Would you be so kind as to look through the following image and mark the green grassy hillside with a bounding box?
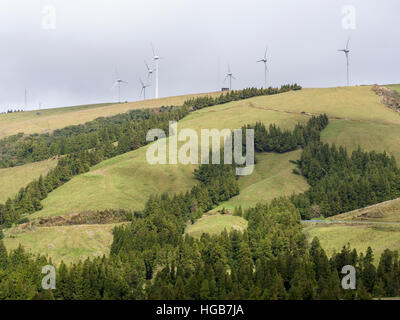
[3,223,122,264]
[29,146,197,220]
[29,86,400,220]
[29,97,309,220]
[185,213,248,239]
[304,223,400,264]
[0,92,222,139]
[329,198,400,223]
[0,158,58,202]
[321,120,400,161]
[387,84,400,93]
[212,150,308,211]
[6,85,400,263]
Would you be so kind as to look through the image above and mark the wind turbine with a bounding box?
[151,43,162,99]
[224,65,236,91]
[257,46,268,88]
[338,37,351,86]
[139,78,150,100]
[112,68,128,103]
[144,60,155,83]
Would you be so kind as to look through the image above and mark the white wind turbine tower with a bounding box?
[338,37,351,86]
[151,43,162,99]
[144,60,155,83]
[112,68,128,103]
[257,46,268,89]
[139,78,151,100]
[224,65,236,91]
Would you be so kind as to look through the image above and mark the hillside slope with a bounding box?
[0,92,222,139]
[0,158,58,202]
[29,85,400,220]
[329,198,400,223]
[29,95,309,220]
[6,85,400,263]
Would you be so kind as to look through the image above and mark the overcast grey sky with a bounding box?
[0,0,399,111]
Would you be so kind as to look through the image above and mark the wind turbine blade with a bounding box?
[232,75,236,80]
[257,60,263,63]
[224,75,229,82]
[346,37,350,50]
[151,43,156,56]
[139,78,144,86]
[264,46,268,59]
[115,67,119,79]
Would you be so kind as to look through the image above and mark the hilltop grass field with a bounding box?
[0,92,222,139]
[0,158,58,202]
[304,223,400,264]
[28,145,198,220]
[387,84,400,93]
[3,223,122,264]
[185,213,248,239]
[4,84,400,263]
[212,150,308,211]
[329,198,400,223]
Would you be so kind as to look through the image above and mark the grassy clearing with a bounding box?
[249,86,400,125]
[212,150,308,211]
[330,198,400,223]
[3,223,122,264]
[0,158,58,202]
[304,223,400,264]
[29,145,197,219]
[321,119,400,162]
[185,213,248,239]
[387,84,400,93]
[0,92,222,139]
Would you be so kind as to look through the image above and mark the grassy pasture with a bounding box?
[185,213,248,239]
[304,223,400,264]
[330,198,400,223]
[0,158,58,203]
[0,92,222,139]
[212,150,308,211]
[387,84,400,93]
[321,119,400,162]
[248,86,400,125]
[3,223,122,264]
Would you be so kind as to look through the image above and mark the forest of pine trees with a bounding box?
[0,196,399,300]
[291,143,400,218]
